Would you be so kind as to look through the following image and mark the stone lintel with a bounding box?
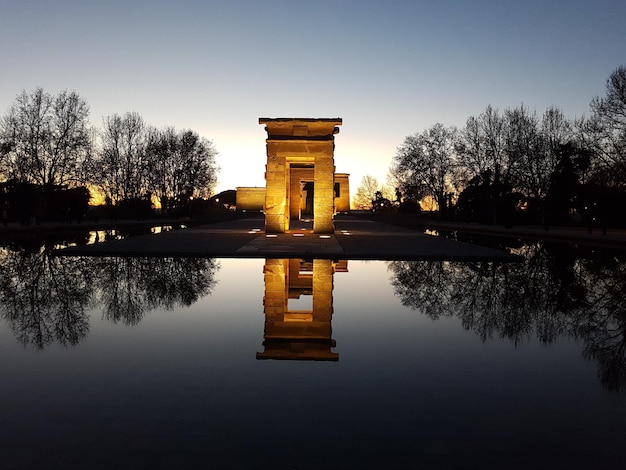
[266,140,334,150]
[259,118,342,138]
[265,135,336,141]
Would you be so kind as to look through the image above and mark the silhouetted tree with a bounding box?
[583,65,626,188]
[145,126,177,213]
[457,105,507,183]
[92,111,148,205]
[145,127,219,213]
[545,143,582,225]
[455,170,505,224]
[0,139,11,181]
[0,88,92,186]
[504,105,546,200]
[392,123,459,217]
[456,105,575,225]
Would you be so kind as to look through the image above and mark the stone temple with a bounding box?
[236,118,349,234]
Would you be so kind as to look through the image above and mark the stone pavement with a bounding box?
[56,215,522,261]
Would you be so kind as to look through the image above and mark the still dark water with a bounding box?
[1,239,626,469]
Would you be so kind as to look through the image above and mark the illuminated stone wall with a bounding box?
[335,173,350,212]
[237,175,350,216]
[235,187,266,211]
[313,150,335,233]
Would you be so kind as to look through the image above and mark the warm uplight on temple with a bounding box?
[236,118,349,234]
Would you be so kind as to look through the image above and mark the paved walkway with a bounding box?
[57,215,521,261]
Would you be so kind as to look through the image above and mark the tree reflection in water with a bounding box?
[388,242,626,391]
[94,257,219,325]
[0,248,93,348]
[574,255,626,391]
[0,243,219,347]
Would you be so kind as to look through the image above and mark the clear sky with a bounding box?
[1,0,625,198]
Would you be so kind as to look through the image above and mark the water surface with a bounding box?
[1,244,625,469]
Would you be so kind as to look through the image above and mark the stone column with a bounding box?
[264,148,288,233]
[313,145,335,233]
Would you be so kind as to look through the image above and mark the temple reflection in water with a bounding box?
[257,258,347,361]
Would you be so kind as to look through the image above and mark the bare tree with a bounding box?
[392,123,459,214]
[94,111,147,204]
[584,65,626,187]
[145,126,178,211]
[0,139,9,181]
[352,175,381,210]
[542,106,573,157]
[457,105,506,183]
[145,127,219,211]
[177,129,219,201]
[504,105,546,199]
[0,88,91,186]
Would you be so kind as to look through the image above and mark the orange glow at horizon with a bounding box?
[86,186,162,209]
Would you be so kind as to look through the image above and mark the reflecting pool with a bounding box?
[1,243,626,468]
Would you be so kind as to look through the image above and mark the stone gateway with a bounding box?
[259,118,344,234]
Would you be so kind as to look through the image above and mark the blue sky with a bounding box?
[1,0,625,196]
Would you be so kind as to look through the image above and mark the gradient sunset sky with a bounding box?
[1,0,625,197]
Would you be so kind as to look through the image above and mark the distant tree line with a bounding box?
[386,65,626,229]
[0,87,219,223]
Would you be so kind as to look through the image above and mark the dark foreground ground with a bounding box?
[51,211,624,261]
[53,214,517,261]
[3,212,624,260]
[361,213,626,250]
